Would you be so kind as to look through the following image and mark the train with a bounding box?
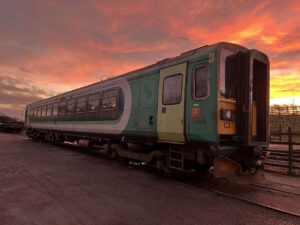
[25,42,270,180]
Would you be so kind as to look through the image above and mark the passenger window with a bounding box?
[193,65,209,99]
[76,96,87,112]
[34,108,38,117]
[37,107,41,117]
[58,101,66,115]
[88,93,100,111]
[163,74,182,105]
[46,104,52,116]
[102,90,117,110]
[42,106,47,117]
[67,99,75,112]
[52,103,59,116]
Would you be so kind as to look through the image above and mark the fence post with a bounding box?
[288,127,293,175]
[279,123,282,142]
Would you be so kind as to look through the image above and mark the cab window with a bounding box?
[220,48,234,95]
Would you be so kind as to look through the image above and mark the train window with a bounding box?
[67,99,75,112]
[102,90,117,110]
[88,93,100,111]
[34,108,38,117]
[42,106,47,117]
[163,74,182,105]
[52,103,59,116]
[30,108,34,117]
[102,89,117,98]
[76,96,87,112]
[193,65,209,99]
[46,104,52,116]
[220,48,234,95]
[58,101,66,115]
[102,97,116,110]
[37,107,41,117]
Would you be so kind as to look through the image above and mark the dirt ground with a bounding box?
[0,133,299,225]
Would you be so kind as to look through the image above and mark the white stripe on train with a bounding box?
[31,77,132,134]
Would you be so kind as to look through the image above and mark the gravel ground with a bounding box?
[0,133,299,225]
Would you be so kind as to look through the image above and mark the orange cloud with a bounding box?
[1,0,300,119]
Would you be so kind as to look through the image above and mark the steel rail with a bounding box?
[207,187,300,218]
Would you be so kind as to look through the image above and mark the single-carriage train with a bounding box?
[25,42,269,179]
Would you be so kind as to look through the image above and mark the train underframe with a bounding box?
[26,128,264,182]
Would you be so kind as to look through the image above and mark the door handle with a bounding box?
[149,116,154,125]
[162,107,166,113]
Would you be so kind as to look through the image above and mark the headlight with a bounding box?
[221,109,235,121]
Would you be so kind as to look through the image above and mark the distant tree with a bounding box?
[0,115,17,124]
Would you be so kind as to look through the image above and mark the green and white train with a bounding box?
[25,42,270,177]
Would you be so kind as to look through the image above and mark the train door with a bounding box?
[157,63,187,143]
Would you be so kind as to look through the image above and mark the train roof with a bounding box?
[27,42,246,107]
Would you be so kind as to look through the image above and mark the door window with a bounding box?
[163,74,183,105]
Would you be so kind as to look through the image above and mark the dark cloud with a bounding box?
[0,76,52,107]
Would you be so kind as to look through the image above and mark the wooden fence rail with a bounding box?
[267,127,300,175]
[270,105,300,116]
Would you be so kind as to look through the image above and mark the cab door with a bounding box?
[157,63,187,143]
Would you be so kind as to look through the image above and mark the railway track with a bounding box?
[186,175,300,218]
[205,184,300,218]
[250,183,300,197]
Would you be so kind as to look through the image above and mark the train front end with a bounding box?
[215,43,270,182]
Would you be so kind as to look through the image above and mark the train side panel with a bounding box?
[123,73,159,139]
[185,50,218,144]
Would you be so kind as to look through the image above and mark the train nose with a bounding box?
[225,50,269,146]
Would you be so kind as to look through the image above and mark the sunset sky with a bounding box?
[1,0,300,119]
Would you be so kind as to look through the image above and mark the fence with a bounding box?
[267,127,300,175]
[270,105,300,116]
